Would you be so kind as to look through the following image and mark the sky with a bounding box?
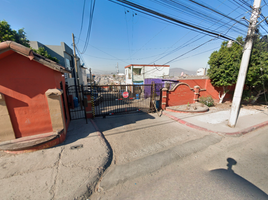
[1,0,268,74]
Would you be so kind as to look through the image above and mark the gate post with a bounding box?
[85,94,93,118]
[161,88,168,110]
[193,86,200,103]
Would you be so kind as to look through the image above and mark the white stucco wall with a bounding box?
[126,65,170,84]
[143,66,169,79]
[125,67,133,84]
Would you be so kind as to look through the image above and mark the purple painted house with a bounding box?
[144,78,179,98]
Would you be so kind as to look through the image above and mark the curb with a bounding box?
[77,119,114,199]
[3,131,66,154]
[89,119,113,193]
[163,111,268,136]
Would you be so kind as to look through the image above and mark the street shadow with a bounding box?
[56,119,95,146]
[210,158,268,199]
[92,111,156,134]
[56,111,159,146]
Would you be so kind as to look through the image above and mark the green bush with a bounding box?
[199,96,214,107]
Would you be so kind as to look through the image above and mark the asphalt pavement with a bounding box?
[0,106,267,200]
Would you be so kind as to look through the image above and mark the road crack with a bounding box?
[49,146,65,199]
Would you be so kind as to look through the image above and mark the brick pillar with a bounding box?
[161,88,168,110]
[85,94,93,118]
[193,86,200,103]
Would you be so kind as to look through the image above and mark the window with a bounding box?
[65,58,71,70]
[133,68,142,75]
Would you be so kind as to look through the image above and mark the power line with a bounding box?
[150,0,247,34]
[77,0,87,45]
[81,0,96,54]
[157,18,243,66]
[108,0,237,40]
[149,2,248,65]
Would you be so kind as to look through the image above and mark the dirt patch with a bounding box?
[167,103,209,113]
[211,102,267,111]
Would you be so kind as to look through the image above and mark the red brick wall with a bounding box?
[0,52,70,138]
[167,83,195,107]
[166,78,235,107]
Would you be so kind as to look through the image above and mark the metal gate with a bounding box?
[90,84,163,117]
[66,85,88,121]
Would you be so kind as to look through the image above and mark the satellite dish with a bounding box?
[181,72,184,76]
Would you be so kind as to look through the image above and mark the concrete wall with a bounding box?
[0,52,70,139]
[79,67,87,86]
[29,41,43,50]
[30,41,74,71]
[144,66,169,79]
[125,67,132,84]
[45,45,66,68]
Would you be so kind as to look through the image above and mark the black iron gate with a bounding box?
[66,83,163,119]
[66,85,88,121]
[91,83,163,117]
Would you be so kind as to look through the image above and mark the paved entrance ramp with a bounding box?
[93,112,212,165]
[163,108,268,135]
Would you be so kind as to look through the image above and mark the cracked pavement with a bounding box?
[0,119,110,200]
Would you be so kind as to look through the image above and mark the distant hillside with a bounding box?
[169,68,196,76]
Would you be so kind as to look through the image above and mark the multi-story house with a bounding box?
[29,41,87,86]
[125,64,170,85]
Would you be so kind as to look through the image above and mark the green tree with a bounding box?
[1,20,59,63]
[32,47,59,63]
[0,20,29,47]
[243,36,268,103]
[207,36,268,103]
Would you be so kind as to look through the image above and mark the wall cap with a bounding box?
[169,82,194,92]
[45,89,63,97]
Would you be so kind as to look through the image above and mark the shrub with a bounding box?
[199,96,214,107]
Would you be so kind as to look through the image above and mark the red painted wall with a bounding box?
[0,52,70,138]
[181,79,235,102]
[166,78,235,107]
[167,84,195,107]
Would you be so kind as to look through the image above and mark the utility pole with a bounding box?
[72,33,79,87]
[228,0,261,127]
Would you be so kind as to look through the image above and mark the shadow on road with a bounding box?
[56,119,95,146]
[210,158,268,199]
[93,111,156,133]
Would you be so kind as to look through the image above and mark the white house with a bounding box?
[125,64,170,84]
[196,68,206,76]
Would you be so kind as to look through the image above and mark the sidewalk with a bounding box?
[163,106,268,135]
[0,119,110,200]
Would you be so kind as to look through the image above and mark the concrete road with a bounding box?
[0,120,110,200]
[91,121,268,200]
[93,112,212,165]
